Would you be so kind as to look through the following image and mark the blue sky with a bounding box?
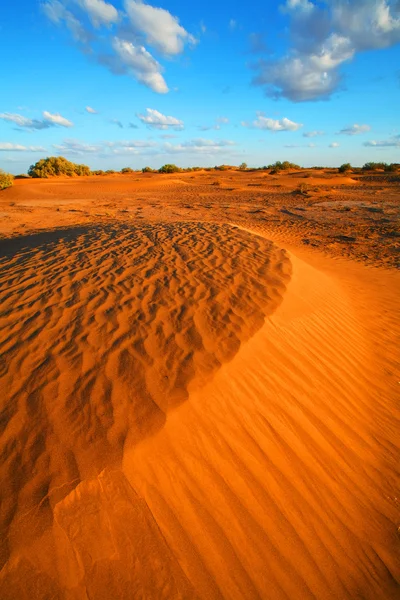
[1,0,399,173]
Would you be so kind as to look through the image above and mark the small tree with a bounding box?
[239,162,247,170]
[158,164,180,173]
[28,156,91,178]
[142,166,154,173]
[0,169,14,190]
[338,163,352,173]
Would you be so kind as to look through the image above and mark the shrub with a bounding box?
[105,169,116,174]
[142,166,154,173]
[239,162,247,170]
[121,167,134,174]
[384,163,399,172]
[362,162,387,171]
[28,156,91,178]
[338,163,352,173]
[0,169,14,190]
[267,160,300,171]
[158,164,181,173]
[93,169,105,175]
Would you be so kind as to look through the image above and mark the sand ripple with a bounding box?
[0,221,290,567]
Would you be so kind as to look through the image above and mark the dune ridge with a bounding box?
[0,221,290,573]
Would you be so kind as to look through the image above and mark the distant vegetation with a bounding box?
[362,162,399,172]
[11,158,400,180]
[158,164,181,173]
[28,156,91,178]
[0,169,14,190]
[338,163,352,173]
[267,161,300,173]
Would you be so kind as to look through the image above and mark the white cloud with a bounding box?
[254,0,400,101]
[0,143,47,152]
[281,0,315,14]
[255,33,354,101]
[124,0,196,56]
[229,19,237,31]
[112,38,168,93]
[75,0,118,26]
[137,108,184,130]
[338,123,371,135]
[329,142,340,147]
[198,116,229,131]
[303,130,324,137]
[41,1,91,43]
[86,106,98,114]
[53,139,102,154]
[43,111,73,127]
[364,135,400,147]
[53,138,158,156]
[162,139,236,154]
[0,111,73,130]
[242,114,303,131]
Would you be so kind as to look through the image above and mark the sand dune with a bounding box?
[0,175,399,599]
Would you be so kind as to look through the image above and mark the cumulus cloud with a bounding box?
[303,130,324,137]
[0,143,47,152]
[124,0,196,55]
[242,114,303,131]
[329,142,340,147]
[364,135,400,147]
[86,106,98,114]
[42,0,196,93]
[0,111,73,130]
[112,38,168,93]
[43,111,73,127]
[338,123,371,135]
[137,108,184,130]
[75,0,118,26]
[254,0,400,101]
[42,1,91,43]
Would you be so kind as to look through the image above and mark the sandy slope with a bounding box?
[0,176,399,598]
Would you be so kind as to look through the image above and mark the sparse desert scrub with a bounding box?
[0,169,14,190]
[28,156,91,178]
[268,160,301,172]
[158,164,181,173]
[339,163,352,173]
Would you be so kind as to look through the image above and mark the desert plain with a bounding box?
[0,167,399,599]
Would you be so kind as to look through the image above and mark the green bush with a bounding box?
[28,156,91,178]
[267,160,300,171]
[142,166,154,173]
[338,163,352,173]
[362,162,387,171]
[121,167,134,174]
[0,169,14,190]
[158,164,181,173]
[239,162,247,170]
[384,163,399,172]
[93,169,105,175]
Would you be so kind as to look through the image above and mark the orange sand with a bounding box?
[0,172,399,599]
